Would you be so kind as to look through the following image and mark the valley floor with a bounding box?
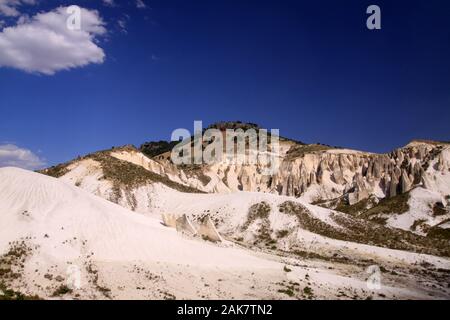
[2,232,450,300]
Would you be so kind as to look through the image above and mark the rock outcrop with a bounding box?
[147,140,450,205]
[41,133,450,209]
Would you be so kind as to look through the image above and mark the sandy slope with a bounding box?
[1,167,449,300]
[150,189,450,265]
[386,187,449,234]
[53,145,450,236]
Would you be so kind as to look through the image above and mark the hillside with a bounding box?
[24,123,450,300]
[40,127,450,236]
[1,167,450,300]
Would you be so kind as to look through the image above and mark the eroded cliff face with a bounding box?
[148,141,450,205]
[41,139,450,211]
[39,139,450,238]
[270,142,448,203]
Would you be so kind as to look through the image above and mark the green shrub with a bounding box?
[52,285,72,297]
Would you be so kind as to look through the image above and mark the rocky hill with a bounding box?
[1,167,450,299]
[2,122,449,299]
[39,123,450,241]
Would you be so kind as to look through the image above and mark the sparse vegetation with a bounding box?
[242,202,275,246]
[280,200,450,257]
[279,201,344,239]
[277,288,295,297]
[89,151,203,194]
[335,196,379,216]
[333,213,450,257]
[140,140,179,158]
[207,121,260,132]
[0,282,40,300]
[369,216,388,225]
[433,202,447,216]
[51,285,72,297]
[0,241,40,300]
[86,262,112,298]
[333,192,410,224]
[411,219,427,232]
[180,165,212,186]
[277,281,301,298]
[276,229,290,238]
[292,250,352,264]
[242,202,271,230]
[0,241,32,282]
[303,286,313,296]
[359,192,410,221]
[285,144,333,160]
[427,220,450,240]
[40,147,204,201]
[367,191,409,213]
[39,163,70,178]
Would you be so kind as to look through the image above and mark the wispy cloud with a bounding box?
[117,14,129,34]
[102,0,115,7]
[0,6,106,75]
[0,0,36,17]
[0,144,46,170]
[136,0,146,9]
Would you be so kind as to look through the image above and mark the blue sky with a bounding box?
[0,0,449,168]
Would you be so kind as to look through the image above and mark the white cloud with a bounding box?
[118,18,126,27]
[117,14,129,34]
[0,144,46,170]
[0,0,36,17]
[136,0,146,9]
[0,6,106,75]
[102,0,115,7]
